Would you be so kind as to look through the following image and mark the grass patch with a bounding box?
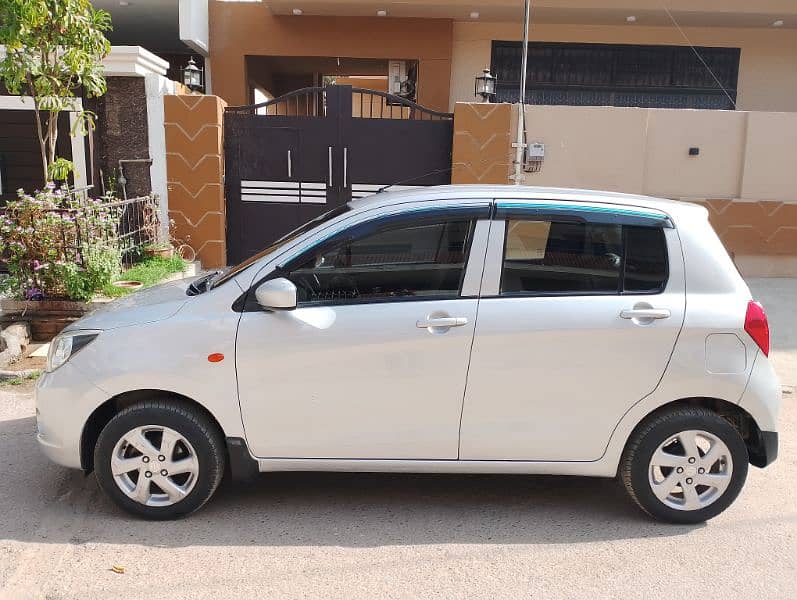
[1,371,41,387]
[101,255,186,298]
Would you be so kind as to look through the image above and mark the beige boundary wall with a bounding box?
[451,102,797,276]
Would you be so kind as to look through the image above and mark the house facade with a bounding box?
[3,1,796,272]
[208,0,797,113]
[203,0,797,275]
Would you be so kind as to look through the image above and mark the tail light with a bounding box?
[745,301,770,356]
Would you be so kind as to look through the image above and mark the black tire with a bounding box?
[94,398,225,520]
[620,406,748,524]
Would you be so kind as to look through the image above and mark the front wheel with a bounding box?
[94,399,225,520]
[621,407,748,524]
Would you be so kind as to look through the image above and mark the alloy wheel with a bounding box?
[110,425,199,507]
[648,429,733,511]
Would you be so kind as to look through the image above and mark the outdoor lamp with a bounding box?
[475,68,497,102]
[181,57,204,93]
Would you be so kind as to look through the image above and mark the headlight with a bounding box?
[46,330,101,372]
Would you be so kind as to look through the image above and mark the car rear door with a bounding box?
[459,199,686,461]
[235,200,491,460]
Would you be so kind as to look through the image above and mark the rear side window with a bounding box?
[289,219,475,304]
[501,219,668,295]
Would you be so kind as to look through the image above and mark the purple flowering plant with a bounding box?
[0,187,122,301]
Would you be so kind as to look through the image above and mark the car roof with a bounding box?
[348,184,706,220]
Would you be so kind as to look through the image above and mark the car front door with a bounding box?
[235,202,491,459]
[459,200,686,461]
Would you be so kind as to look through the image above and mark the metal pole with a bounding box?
[513,0,531,185]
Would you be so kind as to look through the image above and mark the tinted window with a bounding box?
[289,219,474,304]
[211,204,351,289]
[624,226,668,293]
[502,220,622,294]
[501,219,669,295]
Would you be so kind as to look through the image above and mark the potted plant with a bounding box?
[141,198,174,259]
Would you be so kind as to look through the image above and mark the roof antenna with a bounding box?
[512,0,532,186]
[376,166,454,194]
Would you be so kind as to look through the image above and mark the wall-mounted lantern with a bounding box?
[181,56,204,93]
[475,68,497,102]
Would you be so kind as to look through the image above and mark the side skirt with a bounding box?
[255,458,618,478]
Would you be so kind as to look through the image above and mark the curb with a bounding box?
[0,369,41,381]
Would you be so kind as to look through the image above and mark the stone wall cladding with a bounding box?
[698,199,797,257]
[164,95,227,268]
[451,103,514,184]
[86,77,151,197]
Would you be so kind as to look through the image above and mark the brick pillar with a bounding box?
[164,95,227,268]
[451,102,515,185]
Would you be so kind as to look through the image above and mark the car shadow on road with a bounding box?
[1,416,704,548]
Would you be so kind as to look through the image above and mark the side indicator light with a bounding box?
[208,353,225,363]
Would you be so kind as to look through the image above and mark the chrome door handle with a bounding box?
[287,150,292,178]
[328,146,333,188]
[620,308,671,320]
[416,317,469,329]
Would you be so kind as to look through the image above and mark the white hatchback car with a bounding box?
[36,185,780,522]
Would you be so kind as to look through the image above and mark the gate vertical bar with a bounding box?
[336,86,353,204]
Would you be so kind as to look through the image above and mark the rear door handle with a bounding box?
[620,308,671,320]
[416,317,469,329]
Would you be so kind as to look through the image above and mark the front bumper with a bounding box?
[35,363,109,470]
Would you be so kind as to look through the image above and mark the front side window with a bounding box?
[288,219,474,305]
[211,204,351,289]
[501,219,668,295]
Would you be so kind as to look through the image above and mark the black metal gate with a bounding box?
[224,85,454,264]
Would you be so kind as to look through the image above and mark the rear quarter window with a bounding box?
[500,219,668,296]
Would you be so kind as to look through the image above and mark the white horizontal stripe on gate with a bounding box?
[302,182,327,191]
[242,180,299,190]
[301,197,327,204]
[242,194,300,203]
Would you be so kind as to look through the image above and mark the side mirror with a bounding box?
[254,277,297,311]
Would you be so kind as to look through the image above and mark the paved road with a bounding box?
[1,280,795,599]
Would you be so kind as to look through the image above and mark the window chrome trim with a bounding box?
[494,201,674,229]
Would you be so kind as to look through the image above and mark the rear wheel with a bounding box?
[621,407,748,524]
[94,399,225,520]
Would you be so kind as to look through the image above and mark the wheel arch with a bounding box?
[622,397,769,468]
[80,389,226,472]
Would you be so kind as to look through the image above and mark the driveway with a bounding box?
[1,279,795,599]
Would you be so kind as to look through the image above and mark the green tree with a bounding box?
[0,0,112,184]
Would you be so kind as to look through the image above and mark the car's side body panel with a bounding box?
[459,202,687,461]
[235,201,492,459]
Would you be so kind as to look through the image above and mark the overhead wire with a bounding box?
[657,0,738,109]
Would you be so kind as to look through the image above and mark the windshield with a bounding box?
[209,204,352,289]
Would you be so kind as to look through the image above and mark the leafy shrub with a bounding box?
[0,186,122,301]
